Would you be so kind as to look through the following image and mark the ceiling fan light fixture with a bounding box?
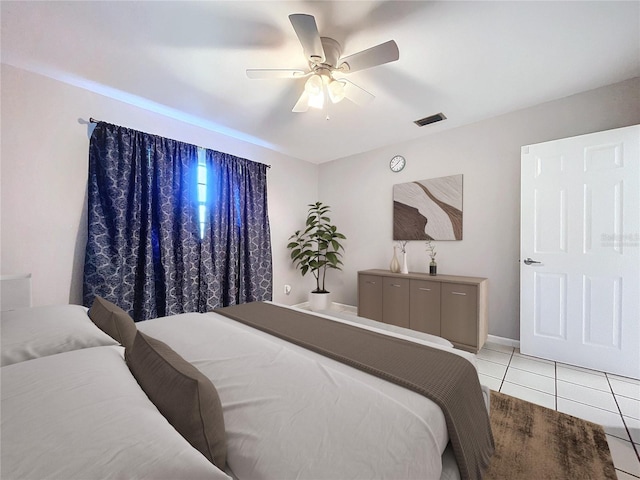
[308,90,324,109]
[304,74,323,96]
[327,79,346,103]
[305,73,325,109]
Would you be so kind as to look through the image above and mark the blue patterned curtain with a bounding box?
[199,151,272,310]
[83,122,272,321]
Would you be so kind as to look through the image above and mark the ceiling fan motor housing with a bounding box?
[317,37,342,68]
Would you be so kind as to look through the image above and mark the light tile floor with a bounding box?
[301,304,639,477]
[478,341,640,479]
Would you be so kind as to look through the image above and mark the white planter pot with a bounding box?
[308,291,331,311]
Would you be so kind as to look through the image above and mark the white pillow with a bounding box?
[1,304,118,366]
[1,346,231,480]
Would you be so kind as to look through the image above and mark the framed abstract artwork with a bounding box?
[393,174,463,240]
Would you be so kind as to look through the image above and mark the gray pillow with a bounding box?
[125,331,226,470]
[88,296,137,350]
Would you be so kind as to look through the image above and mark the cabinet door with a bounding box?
[383,277,410,328]
[440,283,478,348]
[358,274,383,321]
[409,280,441,336]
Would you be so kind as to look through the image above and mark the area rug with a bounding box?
[484,390,616,480]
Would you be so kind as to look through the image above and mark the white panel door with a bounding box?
[521,125,639,379]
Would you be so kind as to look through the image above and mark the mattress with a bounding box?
[138,304,486,479]
[1,301,486,480]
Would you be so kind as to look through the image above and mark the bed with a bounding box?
[1,300,492,480]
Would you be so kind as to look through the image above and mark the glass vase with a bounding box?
[390,247,401,273]
[401,252,409,274]
[429,259,437,276]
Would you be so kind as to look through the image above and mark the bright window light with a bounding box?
[197,148,207,239]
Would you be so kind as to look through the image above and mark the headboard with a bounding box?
[1,273,32,311]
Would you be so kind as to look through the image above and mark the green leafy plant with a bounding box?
[287,202,346,293]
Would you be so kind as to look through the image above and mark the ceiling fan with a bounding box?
[246,13,399,113]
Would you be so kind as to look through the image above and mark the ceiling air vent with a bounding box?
[414,112,447,127]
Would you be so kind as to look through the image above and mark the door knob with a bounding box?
[523,257,541,265]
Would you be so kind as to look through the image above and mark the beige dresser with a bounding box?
[357,269,488,353]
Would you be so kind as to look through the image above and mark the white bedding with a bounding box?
[1,304,117,365]
[138,305,484,480]
[309,306,455,348]
[1,345,230,480]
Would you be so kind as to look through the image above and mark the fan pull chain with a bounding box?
[324,86,331,121]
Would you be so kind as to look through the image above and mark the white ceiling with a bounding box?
[2,1,639,163]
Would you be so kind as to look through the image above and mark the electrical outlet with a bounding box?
[284,284,292,295]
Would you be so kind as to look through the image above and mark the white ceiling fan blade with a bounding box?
[289,14,325,63]
[341,79,375,106]
[246,69,306,79]
[339,40,399,73]
[292,91,310,112]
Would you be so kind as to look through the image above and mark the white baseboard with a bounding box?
[487,334,520,349]
[292,301,358,315]
[332,302,358,314]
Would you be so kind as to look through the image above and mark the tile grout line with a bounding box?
[484,347,556,399]
[500,358,557,398]
[503,380,556,399]
[555,377,613,393]
[556,392,634,421]
[508,364,555,379]
[498,347,514,392]
[616,468,640,479]
[554,361,558,411]
[606,372,640,463]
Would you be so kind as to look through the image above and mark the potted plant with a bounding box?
[287,202,346,311]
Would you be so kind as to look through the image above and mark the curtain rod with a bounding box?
[88,117,271,169]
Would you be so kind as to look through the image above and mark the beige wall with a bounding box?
[0,64,318,307]
[2,64,638,341]
[319,77,640,340]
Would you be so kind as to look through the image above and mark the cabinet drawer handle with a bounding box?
[451,291,467,296]
[390,284,402,288]
[419,287,431,291]
[366,281,377,285]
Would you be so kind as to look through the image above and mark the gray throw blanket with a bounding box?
[215,302,494,480]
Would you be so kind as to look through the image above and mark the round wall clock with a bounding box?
[389,155,406,172]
